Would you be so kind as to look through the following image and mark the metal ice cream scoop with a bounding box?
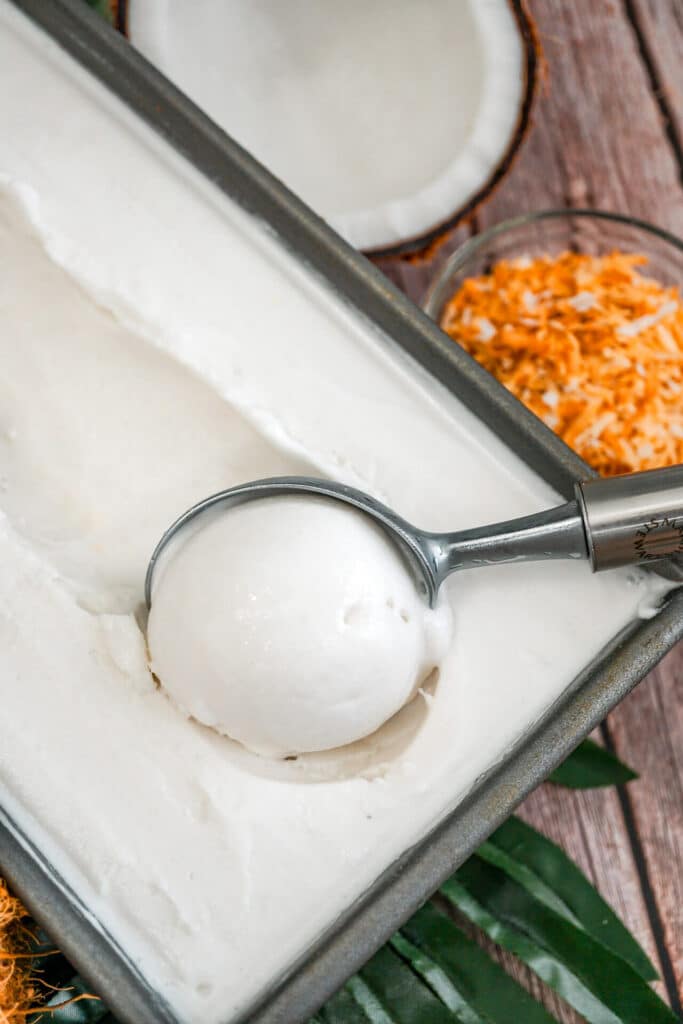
[145,466,683,609]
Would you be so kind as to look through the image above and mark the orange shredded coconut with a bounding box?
[0,878,39,1022]
[0,880,97,1020]
[441,251,683,476]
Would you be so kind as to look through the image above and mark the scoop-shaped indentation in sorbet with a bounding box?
[147,496,453,756]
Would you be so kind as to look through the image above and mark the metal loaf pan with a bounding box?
[2,2,683,1023]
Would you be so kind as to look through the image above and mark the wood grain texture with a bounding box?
[374,0,683,1011]
[373,224,471,308]
[607,649,683,1001]
[479,0,683,230]
[628,0,683,164]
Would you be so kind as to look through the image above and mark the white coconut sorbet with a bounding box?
[0,7,668,1024]
[148,497,453,756]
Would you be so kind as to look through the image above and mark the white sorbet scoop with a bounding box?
[147,469,683,756]
[147,494,452,756]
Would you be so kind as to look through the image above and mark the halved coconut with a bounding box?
[123,0,537,256]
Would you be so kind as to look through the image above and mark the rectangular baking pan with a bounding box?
[2,3,683,1023]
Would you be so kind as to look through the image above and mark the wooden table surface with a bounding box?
[377,1,683,1017]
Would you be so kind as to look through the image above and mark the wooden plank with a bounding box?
[607,646,683,999]
[480,0,683,231]
[628,0,683,161]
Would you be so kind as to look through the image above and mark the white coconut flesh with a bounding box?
[128,0,528,252]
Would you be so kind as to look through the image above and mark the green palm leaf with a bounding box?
[320,985,373,1023]
[549,739,638,789]
[487,817,657,980]
[401,903,557,1023]
[356,945,456,1023]
[390,934,488,1023]
[444,876,627,1024]
[452,856,676,1024]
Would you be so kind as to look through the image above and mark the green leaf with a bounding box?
[453,857,677,1024]
[444,876,625,1024]
[401,903,557,1023]
[476,841,582,926]
[320,985,372,1023]
[549,739,637,789]
[488,817,657,981]
[390,934,487,1024]
[83,0,115,24]
[345,977,395,1024]
[357,945,455,1023]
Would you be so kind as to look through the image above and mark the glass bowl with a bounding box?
[423,208,683,323]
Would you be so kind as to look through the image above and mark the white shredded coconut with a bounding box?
[477,317,496,343]
[617,300,678,338]
[640,417,665,440]
[574,412,616,448]
[611,354,632,370]
[620,438,638,464]
[522,289,538,311]
[656,324,678,352]
[542,389,559,409]
[568,290,596,312]
[592,412,616,438]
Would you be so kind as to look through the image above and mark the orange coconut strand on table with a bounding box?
[0,878,99,1021]
[0,877,40,1022]
[440,250,683,476]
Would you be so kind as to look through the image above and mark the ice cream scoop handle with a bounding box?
[432,502,588,577]
[576,465,683,571]
[435,464,683,581]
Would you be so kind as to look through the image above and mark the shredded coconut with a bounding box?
[568,290,597,312]
[476,317,496,342]
[441,251,683,475]
[616,300,678,338]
